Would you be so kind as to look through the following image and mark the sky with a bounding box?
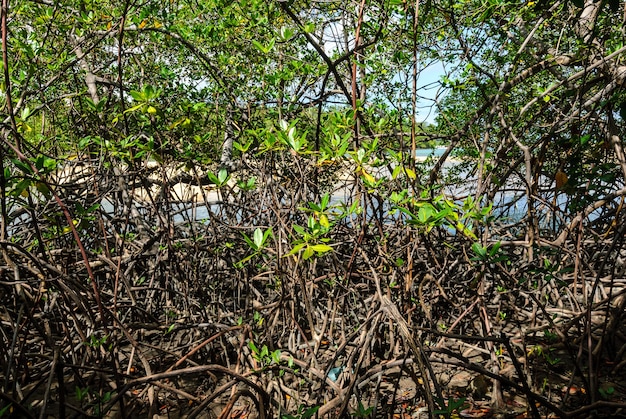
[415,61,447,124]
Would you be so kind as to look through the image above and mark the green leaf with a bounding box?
[253,228,263,249]
[266,38,275,51]
[288,243,306,256]
[252,40,265,52]
[280,26,294,40]
[456,222,477,240]
[320,193,330,209]
[292,224,306,236]
[310,244,333,253]
[208,169,230,187]
[392,165,402,179]
[169,116,192,130]
[302,245,314,260]
[357,148,366,163]
[307,202,322,212]
[417,206,432,223]
[207,171,219,184]
[144,84,156,99]
[217,168,228,184]
[11,178,32,197]
[271,349,281,364]
[489,241,501,258]
[124,103,145,114]
[252,38,275,53]
[242,232,256,250]
[301,406,319,418]
[397,206,418,220]
[35,155,56,172]
[472,242,487,258]
[579,134,591,145]
[129,90,144,101]
[12,158,33,175]
[0,403,12,416]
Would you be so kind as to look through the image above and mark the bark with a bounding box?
[575,0,602,43]
[72,39,100,104]
[220,104,235,172]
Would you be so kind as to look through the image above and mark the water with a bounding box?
[14,149,616,236]
[415,147,446,158]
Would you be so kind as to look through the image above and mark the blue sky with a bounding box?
[416,61,446,124]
